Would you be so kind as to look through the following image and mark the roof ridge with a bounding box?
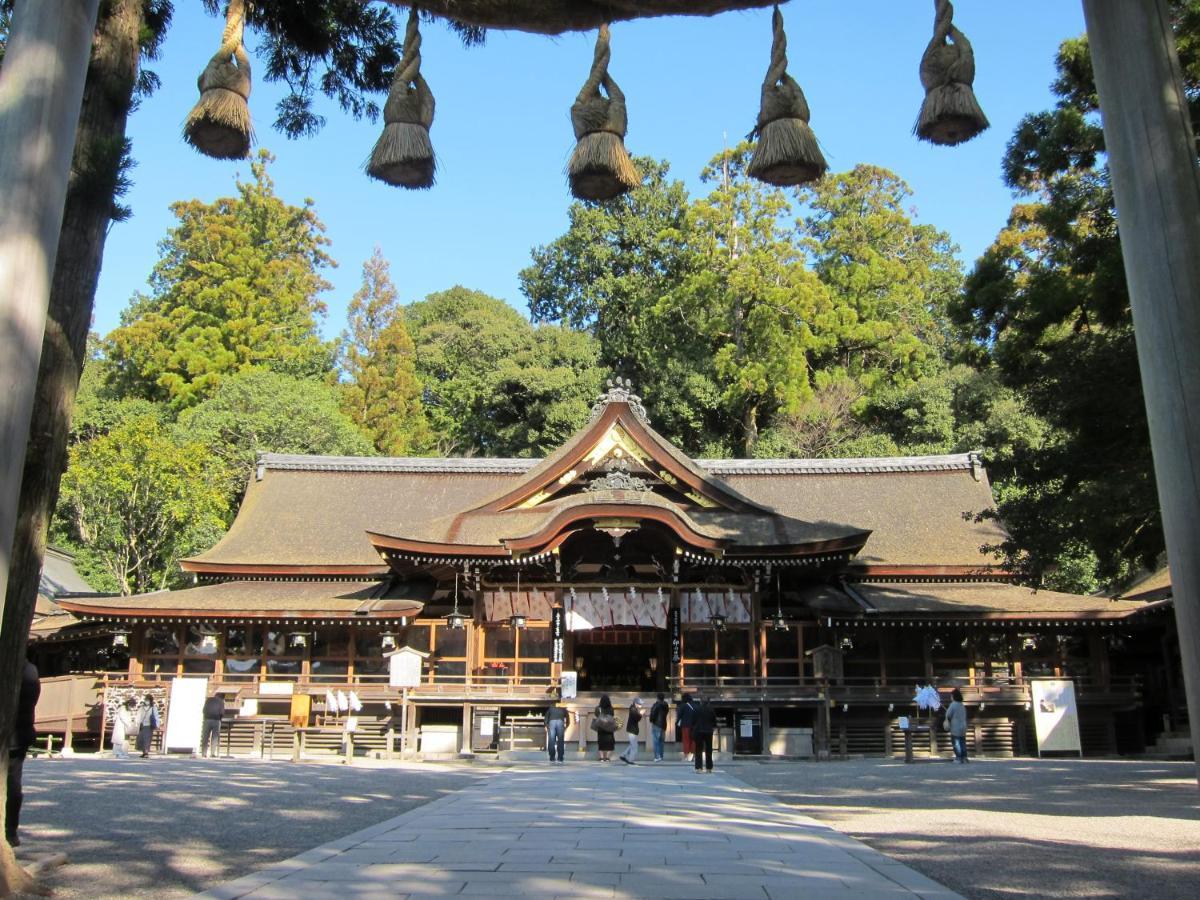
[257,451,981,476]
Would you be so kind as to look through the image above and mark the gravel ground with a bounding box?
[13,755,485,898]
[733,757,1200,900]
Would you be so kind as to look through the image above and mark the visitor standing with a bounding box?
[594,694,616,762]
[6,660,40,847]
[135,694,160,758]
[678,693,696,761]
[111,696,135,759]
[620,698,643,764]
[544,695,570,763]
[201,691,225,758]
[648,692,669,761]
[945,688,969,763]
[691,694,717,773]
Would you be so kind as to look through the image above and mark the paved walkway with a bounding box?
[200,764,961,899]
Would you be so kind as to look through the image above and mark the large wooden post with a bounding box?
[0,0,99,621]
[1082,0,1200,778]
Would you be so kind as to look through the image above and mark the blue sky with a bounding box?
[93,1,1087,340]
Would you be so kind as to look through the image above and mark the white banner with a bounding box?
[1031,679,1082,755]
[164,677,208,753]
[565,587,669,630]
[681,589,753,624]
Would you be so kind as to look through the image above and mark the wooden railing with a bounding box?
[73,671,1142,706]
[670,674,1143,704]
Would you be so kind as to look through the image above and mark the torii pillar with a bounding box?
[0,0,98,622]
[1083,0,1200,780]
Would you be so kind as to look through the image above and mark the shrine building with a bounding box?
[52,383,1179,760]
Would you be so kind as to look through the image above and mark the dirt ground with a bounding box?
[734,756,1200,899]
[10,754,1200,899]
[13,756,486,898]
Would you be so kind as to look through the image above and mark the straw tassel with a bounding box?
[747,6,826,187]
[366,7,436,188]
[183,0,253,159]
[915,0,989,146]
[567,25,639,201]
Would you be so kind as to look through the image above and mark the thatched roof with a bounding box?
[398,1,777,35]
[56,579,432,621]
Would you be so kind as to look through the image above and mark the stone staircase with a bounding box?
[1146,730,1193,760]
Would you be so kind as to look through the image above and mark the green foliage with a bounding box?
[338,248,432,455]
[177,368,375,502]
[406,287,604,456]
[55,414,229,595]
[947,10,1200,585]
[795,164,962,393]
[105,151,335,408]
[662,144,826,455]
[523,148,962,458]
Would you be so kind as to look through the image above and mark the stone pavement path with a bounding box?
[200,763,962,899]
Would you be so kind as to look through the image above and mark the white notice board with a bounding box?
[388,647,426,688]
[560,671,578,700]
[1031,679,1082,756]
[164,677,208,752]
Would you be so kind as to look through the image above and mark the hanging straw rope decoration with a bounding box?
[183,0,253,159]
[567,25,639,201]
[747,5,826,187]
[915,0,989,145]
[366,7,436,188]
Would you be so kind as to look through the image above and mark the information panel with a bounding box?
[1031,678,1082,755]
[164,676,208,753]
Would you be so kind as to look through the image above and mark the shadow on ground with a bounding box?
[734,757,1200,900]
[17,756,484,899]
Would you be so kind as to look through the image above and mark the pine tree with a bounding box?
[339,248,431,455]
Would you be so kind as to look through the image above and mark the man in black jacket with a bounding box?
[691,694,717,773]
[6,659,41,846]
[647,693,669,761]
[619,698,643,764]
[201,692,225,758]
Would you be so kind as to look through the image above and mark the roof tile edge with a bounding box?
[258,451,981,476]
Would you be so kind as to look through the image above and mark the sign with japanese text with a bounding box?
[551,606,565,664]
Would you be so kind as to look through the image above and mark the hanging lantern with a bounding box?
[747,5,826,187]
[915,0,989,145]
[183,0,253,159]
[366,7,436,188]
[567,25,639,201]
[444,572,467,629]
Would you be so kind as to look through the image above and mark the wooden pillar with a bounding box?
[460,702,472,755]
[1083,0,1200,780]
[0,0,99,618]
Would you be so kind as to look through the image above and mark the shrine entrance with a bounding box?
[573,627,665,693]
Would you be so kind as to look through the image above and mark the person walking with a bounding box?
[201,691,225,758]
[544,694,570,764]
[135,694,160,758]
[648,692,669,762]
[6,660,41,847]
[945,688,969,763]
[594,694,617,762]
[691,694,717,773]
[678,693,696,761]
[619,698,643,765]
[111,696,135,759]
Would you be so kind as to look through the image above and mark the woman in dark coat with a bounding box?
[595,694,616,761]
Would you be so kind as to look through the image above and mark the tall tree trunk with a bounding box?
[0,2,144,892]
[742,403,758,457]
